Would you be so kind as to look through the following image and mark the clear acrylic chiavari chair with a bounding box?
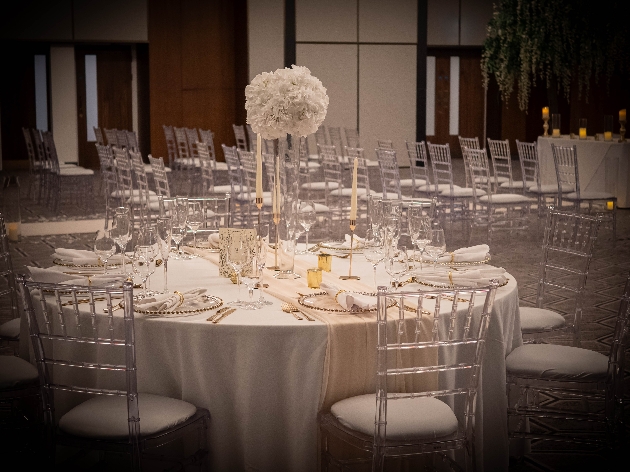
[97,144,121,223]
[344,127,360,149]
[376,148,407,200]
[162,125,178,170]
[148,155,171,197]
[246,124,257,153]
[233,124,248,151]
[328,126,345,161]
[22,127,44,201]
[104,128,118,147]
[94,127,105,146]
[0,213,20,352]
[487,138,525,193]
[320,282,499,471]
[116,129,129,149]
[315,125,328,147]
[405,141,432,197]
[16,276,210,471]
[376,139,394,150]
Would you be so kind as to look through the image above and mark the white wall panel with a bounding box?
[248,0,285,80]
[51,46,78,164]
[426,56,436,136]
[297,44,358,152]
[35,55,49,132]
[427,0,459,46]
[359,45,416,165]
[296,0,357,42]
[461,0,494,46]
[73,0,147,42]
[359,0,417,43]
[449,56,459,136]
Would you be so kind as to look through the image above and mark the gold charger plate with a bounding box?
[136,294,223,317]
[184,241,220,252]
[412,275,509,289]
[318,241,364,254]
[53,258,121,269]
[414,254,491,267]
[298,291,395,314]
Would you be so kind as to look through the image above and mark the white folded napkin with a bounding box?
[207,233,220,248]
[422,244,489,263]
[414,267,507,288]
[27,266,124,287]
[54,248,121,265]
[135,288,207,312]
[320,282,377,311]
[341,234,365,249]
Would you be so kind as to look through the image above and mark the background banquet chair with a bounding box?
[487,138,530,193]
[319,282,499,471]
[328,126,345,162]
[0,214,20,354]
[459,136,508,191]
[344,127,360,149]
[162,125,179,171]
[465,148,534,243]
[104,128,118,147]
[237,149,273,225]
[148,155,171,198]
[93,127,105,146]
[113,147,145,228]
[376,139,394,150]
[16,277,210,471]
[404,141,431,197]
[506,272,630,452]
[519,208,602,346]
[375,148,414,202]
[222,144,248,225]
[116,129,129,150]
[173,127,197,194]
[246,124,257,153]
[315,125,329,147]
[198,128,227,172]
[22,127,44,201]
[320,150,346,223]
[129,150,160,224]
[186,194,232,238]
[232,124,248,151]
[299,144,340,205]
[551,143,617,242]
[96,144,121,224]
[126,130,139,152]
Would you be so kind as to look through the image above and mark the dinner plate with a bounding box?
[415,254,491,267]
[298,291,394,313]
[184,241,220,252]
[318,241,364,254]
[412,275,509,289]
[53,258,121,269]
[136,294,223,317]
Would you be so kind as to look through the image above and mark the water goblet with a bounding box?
[174,196,189,258]
[424,229,446,271]
[94,229,116,274]
[241,254,262,310]
[187,201,203,253]
[385,245,408,290]
[156,216,172,294]
[363,228,385,290]
[298,200,317,253]
[228,238,249,306]
[254,223,273,306]
[111,207,131,277]
[132,245,155,299]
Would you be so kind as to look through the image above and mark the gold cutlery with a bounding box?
[103,300,125,313]
[281,303,303,320]
[281,302,315,321]
[207,306,230,322]
[212,307,236,324]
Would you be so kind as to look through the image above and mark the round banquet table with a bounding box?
[22,249,523,471]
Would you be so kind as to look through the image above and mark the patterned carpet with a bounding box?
[1,167,629,471]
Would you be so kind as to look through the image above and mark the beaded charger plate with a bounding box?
[298,291,395,314]
[415,254,491,267]
[318,241,365,254]
[53,258,121,269]
[136,294,223,318]
[412,275,509,289]
[184,241,220,252]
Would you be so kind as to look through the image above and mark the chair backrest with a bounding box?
[187,194,232,230]
[405,141,431,188]
[114,147,134,198]
[94,127,105,145]
[197,142,215,194]
[174,127,191,160]
[22,127,37,172]
[344,128,360,149]
[31,129,48,169]
[246,125,257,154]
[426,142,456,194]
[0,214,19,325]
[464,147,493,200]
[458,137,480,187]
[262,152,276,192]
[237,149,257,200]
[148,155,171,197]
[346,147,370,194]
[233,124,248,151]
[376,139,394,150]
[320,147,343,194]
[328,126,344,157]
[538,208,602,343]
[608,273,630,406]
[487,138,514,189]
[551,144,579,199]
[516,140,540,192]
[375,148,402,199]
[314,125,328,146]
[17,277,139,449]
[374,283,498,453]
[104,128,118,147]
[116,129,129,149]
[198,128,217,170]
[126,130,139,152]
[185,128,199,160]
[163,125,178,168]
[96,144,118,197]
[41,131,60,174]
[222,144,243,196]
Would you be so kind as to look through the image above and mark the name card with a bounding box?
[218,228,256,278]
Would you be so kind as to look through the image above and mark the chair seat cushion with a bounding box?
[331,393,458,441]
[0,356,39,390]
[506,344,609,381]
[500,180,536,189]
[111,189,157,198]
[528,183,574,194]
[519,307,566,333]
[418,183,461,193]
[565,191,615,201]
[60,167,94,176]
[329,188,370,197]
[396,178,427,188]
[144,164,171,173]
[0,318,21,340]
[479,194,534,204]
[440,187,483,197]
[212,184,247,194]
[301,181,340,190]
[59,393,197,439]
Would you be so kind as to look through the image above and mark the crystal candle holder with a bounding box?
[552,114,561,137]
[604,115,613,141]
[579,118,587,139]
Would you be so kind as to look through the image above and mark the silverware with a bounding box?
[212,307,236,324]
[281,302,315,321]
[207,306,230,322]
[103,300,125,313]
[308,243,322,252]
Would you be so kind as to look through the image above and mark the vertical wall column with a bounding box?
[50,46,78,163]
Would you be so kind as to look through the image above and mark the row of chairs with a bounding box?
[94,127,139,152]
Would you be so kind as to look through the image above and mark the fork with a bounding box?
[281,303,315,321]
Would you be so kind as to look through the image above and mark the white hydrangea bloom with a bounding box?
[245,65,329,140]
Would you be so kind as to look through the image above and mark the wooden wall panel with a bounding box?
[458,51,484,146]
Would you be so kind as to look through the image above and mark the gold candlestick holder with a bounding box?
[543,117,549,137]
[267,213,280,271]
[620,120,626,143]
[256,197,263,225]
[339,220,360,280]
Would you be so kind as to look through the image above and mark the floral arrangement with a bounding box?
[482,0,629,111]
[245,65,329,139]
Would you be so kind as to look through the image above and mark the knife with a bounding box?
[212,308,236,324]
[207,306,229,322]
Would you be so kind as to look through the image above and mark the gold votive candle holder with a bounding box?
[318,253,332,272]
[307,268,322,288]
[607,201,614,211]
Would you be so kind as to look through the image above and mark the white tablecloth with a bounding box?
[538,136,630,207]
[21,252,522,471]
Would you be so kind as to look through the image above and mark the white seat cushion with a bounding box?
[144,164,171,173]
[479,194,534,204]
[331,393,458,441]
[111,189,157,198]
[59,167,94,176]
[395,178,427,188]
[418,183,461,193]
[214,161,229,171]
[212,184,247,194]
[528,183,574,194]
[301,181,340,190]
[440,187,483,197]
[506,344,609,381]
[564,191,615,200]
[500,180,536,189]
[0,318,21,340]
[0,356,39,389]
[519,307,566,333]
[329,188,370,197]
[59,393,197,439]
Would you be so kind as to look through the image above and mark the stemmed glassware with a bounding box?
[132,245,156,299]
[228,238,250,306]
[170,197,188,259]
[94,229,116,274]
[367,195,382,235]
[407,205,432,271]
[385,245,408,290]
[241,253,262,310]
[424,229,446,270]
[111,207,131,277]
[187,201,203,253]
[156,216,172,294]
[363,228,385,290]
[382,215,401,248]
[255,223,272,306]
[298,200,317,253]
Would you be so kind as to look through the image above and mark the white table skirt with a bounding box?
[21,252,522,471]
[538,136,630,207]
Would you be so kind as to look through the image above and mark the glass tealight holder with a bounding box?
[579,118,587,139]
[318,253,332,272]
[307,268,322,289]
[604,115,613,141]
[552,114,561,137]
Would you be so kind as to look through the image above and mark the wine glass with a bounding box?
[132,245,155,299]
[425,229,446,270]
[254,223,272,306]
[298,200,317,253]
[383,215,400,248]
[241,253,262,310]
[367,195,382,234]
[187,200,203,252]
[94,229,116,274]
[156,216,172,294]
[385,245,408,290]
[363,228,385,290]
[407,205,432,270]
[111,207,131,276]
[228,238,249,306]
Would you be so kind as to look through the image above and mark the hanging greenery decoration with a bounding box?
[482,0,630,111]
